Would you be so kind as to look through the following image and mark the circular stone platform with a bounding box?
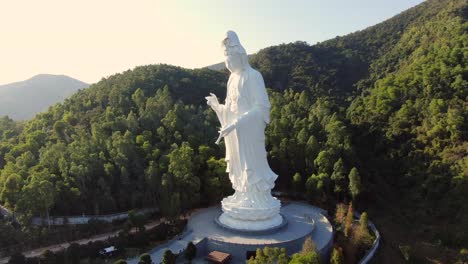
[188,202,334,263]
[215,213,288,235]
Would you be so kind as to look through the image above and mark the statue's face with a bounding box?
[225,53,243,73]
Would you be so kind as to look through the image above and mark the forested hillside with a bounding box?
[0,0,466,259]
[253,0,467,251]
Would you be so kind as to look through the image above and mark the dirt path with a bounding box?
[0,218,164,264]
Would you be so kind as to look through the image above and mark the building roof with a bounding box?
[205,251,231,264]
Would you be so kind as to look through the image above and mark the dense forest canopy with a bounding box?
[0,0,466,250]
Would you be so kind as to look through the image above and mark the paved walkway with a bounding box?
[127,231,201,264]
[0,205,10,218]
[187,202,332,248]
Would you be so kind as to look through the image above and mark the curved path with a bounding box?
[0,219,164,264]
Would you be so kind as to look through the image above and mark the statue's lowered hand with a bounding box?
[215,122,236,144]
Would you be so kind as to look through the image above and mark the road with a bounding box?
[0,218,165,264]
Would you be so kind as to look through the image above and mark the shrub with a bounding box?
[139,252,152,264]
[8,252,26,264]
[185,241,197,261]
[289,251,321,264]
[399,245,411,261]
[66,243,81,264]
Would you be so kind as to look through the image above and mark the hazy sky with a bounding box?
[0,0,424,85]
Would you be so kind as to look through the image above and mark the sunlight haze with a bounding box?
[0,0,424,85]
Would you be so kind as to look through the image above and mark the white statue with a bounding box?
[206,31,282,231]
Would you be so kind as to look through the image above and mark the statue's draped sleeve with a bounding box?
[236,70,271,126]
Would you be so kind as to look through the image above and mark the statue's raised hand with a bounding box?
[205,93,220,110]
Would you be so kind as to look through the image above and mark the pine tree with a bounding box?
[292,173,302,192]
[348,167,361,200]
[334,203,347,226]
[331,158,346,194]
[305,174,318,200]
[330,247,345,264]
[354,212,373,246]
[301,236,317,254]
[344,202,354,237]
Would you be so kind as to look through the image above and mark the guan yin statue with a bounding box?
[206,31,282,231]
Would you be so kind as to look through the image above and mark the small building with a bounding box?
[99,246,117,257]
[205,251,232,264]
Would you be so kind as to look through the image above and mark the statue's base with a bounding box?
[186,203,333,263]
[219,191,282,232]
[216,212,287,234]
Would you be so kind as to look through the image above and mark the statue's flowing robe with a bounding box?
[217,67,277,193]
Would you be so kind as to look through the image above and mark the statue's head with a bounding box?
[222,30,250,73]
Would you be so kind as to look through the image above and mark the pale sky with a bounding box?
[0,0,424,85]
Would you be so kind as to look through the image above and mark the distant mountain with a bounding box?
[205,61,225,71]
[0,74,88,120]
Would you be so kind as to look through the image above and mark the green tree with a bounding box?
[354,212,373,247]
[139,253,152,264]
[305,175,318,200]
[128,210,148,233]
[314,150,333,174]
[162,249,176,264]
[348,167,361,200]
[305,135,320,170]
[278,249,289,264]
[0,173,23,212]
[301,236,316,254]
[292,173,302,192]
[132,88,146,111]
[289,251,321,264]
[331,158,346,194]
[334,203,347,226]
[204,157,229,202]
[255,248,267,264]
[330,247,344,264]
[167,142,200,207]
[247,247,287,264]
[344,202,354,237]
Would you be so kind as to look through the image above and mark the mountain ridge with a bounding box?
[0,74,88,120]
